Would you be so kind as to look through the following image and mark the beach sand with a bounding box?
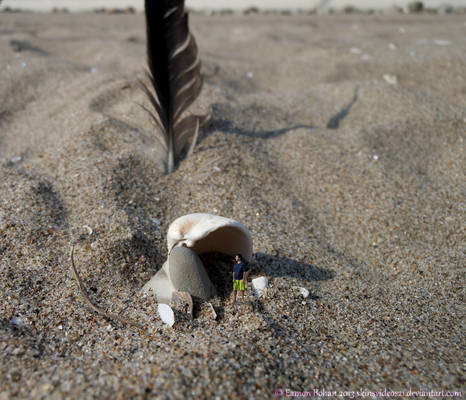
[0,11,465,399]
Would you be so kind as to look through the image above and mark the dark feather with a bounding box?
[144,0,204,173]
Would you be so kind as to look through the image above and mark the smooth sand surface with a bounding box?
[0,11,465,398]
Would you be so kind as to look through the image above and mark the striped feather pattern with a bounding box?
[143,0,204,173]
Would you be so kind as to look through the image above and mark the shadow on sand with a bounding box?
[208,252,334,327]
[326,86,358,130]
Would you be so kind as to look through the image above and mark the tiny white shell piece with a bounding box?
[158,303,175,327]
[299,287,310,298]
[252,277,268,291]
[167,213,253,261]
[206,302,217,320]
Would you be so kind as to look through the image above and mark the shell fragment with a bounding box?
[158,304,175,327]
[299,287,310,298]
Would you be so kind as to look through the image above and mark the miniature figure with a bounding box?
[232,254,249,304]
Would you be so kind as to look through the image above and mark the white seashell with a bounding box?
[252,277,268,291]
[252,277,268,298]
[143,213,253,302]
[167,213,253,261]
[142,261,175,303]
[383,74,398,85]
[299,287,310,298]
[158,303,175,326]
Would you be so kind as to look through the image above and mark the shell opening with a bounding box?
[188,225,252,261]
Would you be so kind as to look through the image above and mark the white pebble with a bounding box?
[299,287,309,298]
[150,217,161,226]
[434,40,452,46]
[388,43,397,50]
[383,74,398,85]
[12,317,26,327]
[246,71,253,78]
[349,47,362,55]
[158,304,175,327]
[90,67,99,73]
[10,156,22,163]
[373,155,379,161]
[252,277,268,291]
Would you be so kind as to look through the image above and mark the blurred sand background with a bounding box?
[3,0,466,12]
[0,7,465,400]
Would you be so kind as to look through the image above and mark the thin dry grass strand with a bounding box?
[70,245,143,330]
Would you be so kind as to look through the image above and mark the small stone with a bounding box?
[406,2,423,13]
[299,288,310,298]
[150,217,161,225]
[11,316,26,327]
[349,47,362,55]
[172,291,193,318]
[343,6,358,14]
[437,4,454,14]
[206,302,217,320]
[10,371,21,382]
[12,347,24,356]
[434,39,452,46]
[244,7,259,15]
[383,74,398,85]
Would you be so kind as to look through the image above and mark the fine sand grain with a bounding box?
[0,11,465,399]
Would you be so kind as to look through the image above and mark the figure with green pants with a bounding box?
[232,254,249,304]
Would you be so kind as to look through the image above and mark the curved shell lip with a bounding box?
[167,213,253,261]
